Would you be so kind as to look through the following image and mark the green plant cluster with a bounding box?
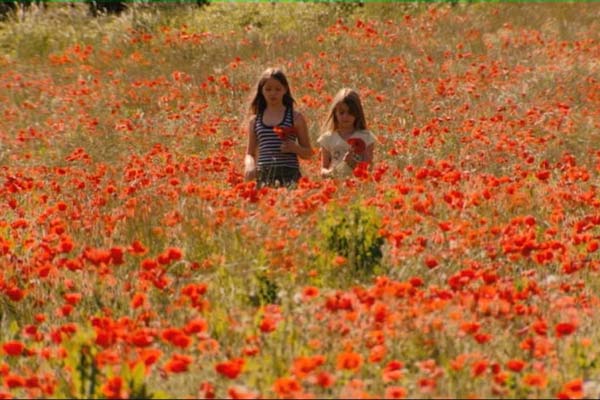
[56,327,166,399]
[319,202,385,277]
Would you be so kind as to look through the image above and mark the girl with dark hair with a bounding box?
[244,67,312,188]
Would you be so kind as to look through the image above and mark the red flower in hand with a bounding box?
[274,126,297,140]
[347,138,366,154]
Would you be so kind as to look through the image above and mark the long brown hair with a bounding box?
[324,88,367,132]
[249,67,295,115]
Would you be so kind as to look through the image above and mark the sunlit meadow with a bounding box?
[0,1,599,398]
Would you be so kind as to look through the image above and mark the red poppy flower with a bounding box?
[523,372,548,388]
[129,329,155,347]
[200,382,215,399]
[561,379,583,398]
[555,322,577,338]
[164,353,193,373]
[273,125,297,140]
[336,351,363,371]
[183,317,207,335]
[506,359,526,372]
[139,348,162,367]
[272,377,302,397]
[3,341,25,356]
[4,374,26,389]
[215,357,245,379]
[347,138,366,154]
[101,376,126,399]
[384,386,407,399]
[424,255,439,269]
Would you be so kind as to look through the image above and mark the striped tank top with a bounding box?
[255,107,299,169]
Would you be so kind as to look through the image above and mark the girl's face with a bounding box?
[261,78,287,107]
[334,102,356,132]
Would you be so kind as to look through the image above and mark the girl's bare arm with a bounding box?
[244,117,257,181]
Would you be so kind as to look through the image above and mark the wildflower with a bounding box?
[310,371,335,388]
[259,315,279,334]
[227,385,260,399]
[418,377,436,393]
[4,285,25,302]
[200,381,215,399]
[424,256,439,269]
[215,358,245,379]
[273,126,297,140]
[129,240,148,255]
[167,247,183,261]
[292,355,324,378]
[110,247,124,265]
[555,322,577,338]
[472,359,488,377]
[347,137,366,154]
[101,376,127,399]
[523,372,548,389]
[558,378,583,399]
[4,374,26,389]
[184,317,208,335]
[161,328,192,349]
[2,341,24,356]
[384,386,407,399]
[138,348,162,367]
[301,286,319,301]
[63,292,82,306]
[506,359,526,373]
[83,247,112,266]
[536,170,550,181]
[383,360,404,382]
[332,255,347,267]
[336,351,362,371]
[128,329,154,347]
[272,376,301,398]
[353,161,370,179]
[131,292,146,309]
[164,353,193,373]
[369,345,386,363]
[532,319,548,336]
[474,332,493,344]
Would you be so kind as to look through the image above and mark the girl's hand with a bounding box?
[280,140,298,154]
[244,154,256,181]
[244,168,256,181]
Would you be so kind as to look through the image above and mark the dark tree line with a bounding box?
[0,1,210,19]
[88,0,210,16]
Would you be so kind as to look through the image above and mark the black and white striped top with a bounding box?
[255,107,299,169]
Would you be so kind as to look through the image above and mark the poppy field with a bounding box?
[1,2,600,398]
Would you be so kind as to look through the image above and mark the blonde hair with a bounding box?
[324,88,367,132]
[249,67,295,115]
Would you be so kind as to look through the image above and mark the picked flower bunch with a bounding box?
[273,125,298,140]
[347,137,366,154]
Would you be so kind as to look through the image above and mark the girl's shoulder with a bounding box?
[246,114,258,131]
[317,130,336,140]
[316,130,336,147]
[247,114,257,125]
[353,129,377,145]
[292,109,305,123]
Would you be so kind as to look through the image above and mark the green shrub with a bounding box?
[319,202,385,277]
[250,272,280,306]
